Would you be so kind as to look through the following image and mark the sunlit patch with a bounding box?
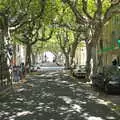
[71,104,82,113]
[16,108,22,111]
[96,99,111,106]
[55,78,61,81]
[106,116,115,119]
[87,94,97,99]
[59,106,68,111]
[82,112,89,117]
[40,74,46,77]
[76,88,85,93]
[58,96,72,104]
[16,88,26,92]
[9,115,16,120]
[16,111,33,116]
[0,111,9,116]
[85,116,104,120]
[16,98,24,101]
[38,102,44,105]
[59,81,69,84]
[79,101,87,104]
[35,106,43,110]
[69,84,76,87]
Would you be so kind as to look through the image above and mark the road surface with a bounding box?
[0,71,120,120]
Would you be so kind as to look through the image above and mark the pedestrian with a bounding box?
[20,63,25,80]
[13,65,20,82]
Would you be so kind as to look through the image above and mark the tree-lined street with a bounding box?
[0,70,120,120]
[0,1,120,119]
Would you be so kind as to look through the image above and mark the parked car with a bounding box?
[30,65,41,72]
[91,65,120,94]
[72,65,87,78]
[30,65,37,72]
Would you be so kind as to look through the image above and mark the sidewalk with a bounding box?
[77,81,120,116]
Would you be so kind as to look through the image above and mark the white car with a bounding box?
[30,65,41,72]
[72,65,87,78]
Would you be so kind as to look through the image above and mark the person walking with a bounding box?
[20,63,25,80]
[13,65,20,82]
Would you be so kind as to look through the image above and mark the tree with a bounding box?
[56,27,80,69]
[0,0,54,85]
[62,0,120,75]
[50,4,81,69]
[15,21,53,68]
[0,0,32,86]
[12,0,57,72]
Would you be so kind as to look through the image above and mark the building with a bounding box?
[74,41,86,65]
[12,43,26,66]
[97,15,120,65]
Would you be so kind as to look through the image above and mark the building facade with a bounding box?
[98,15,120,65]
[74,41,86,66]
[12,43,26,66]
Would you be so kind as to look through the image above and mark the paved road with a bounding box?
[37,62,64,71]
[0,71,120,120]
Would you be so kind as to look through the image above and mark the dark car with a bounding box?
[91,65,120,94]
[72,65,87,78]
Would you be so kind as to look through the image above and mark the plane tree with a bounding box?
[14,22,53,69]
[0,0,32,86]
[51,2,82,69]
[62,0,120,75]
[11,0,61,71]
[0,0,55,86]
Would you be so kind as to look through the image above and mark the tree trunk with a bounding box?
[0,15,11,87]
[97,39,104,73]
[70,39,79,67]
[86,41,92,78]
[92,24,103,75]
[64,53,70,69]
[91,44,97,75]
[25,44,32,72]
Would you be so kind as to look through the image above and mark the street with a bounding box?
[0,71,120,120]
[40,62,64,71]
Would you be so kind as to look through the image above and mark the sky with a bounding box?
[44,51,55,62]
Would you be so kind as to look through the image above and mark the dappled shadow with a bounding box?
[0,71,119,120]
